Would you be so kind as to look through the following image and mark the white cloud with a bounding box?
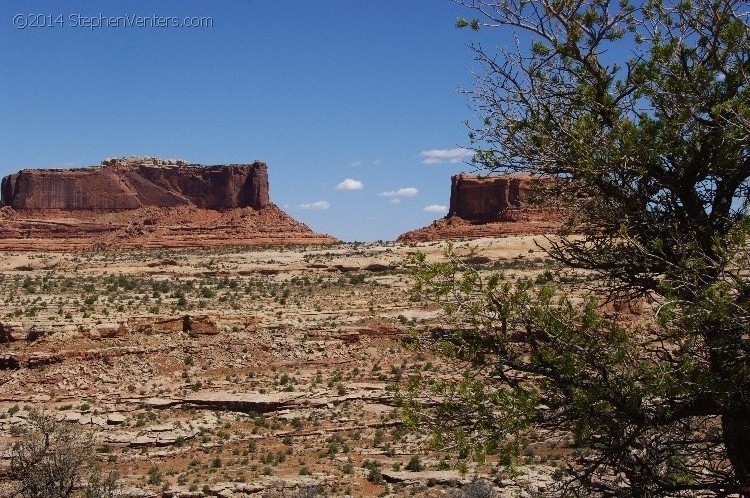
[420,147,473,165]
[335,178,364,190]
[379,187,418,198]
[423,204,448,213]
[299,201,330,210]
[389,198,401,204]
[350,159,380,167]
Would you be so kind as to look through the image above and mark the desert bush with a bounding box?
[7,411,119,497]
[292,484,325,497]
[404,0,750,494]
[450,478,494,498]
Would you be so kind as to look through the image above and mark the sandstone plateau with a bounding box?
[398,173,564,242]
[0,157,337,250]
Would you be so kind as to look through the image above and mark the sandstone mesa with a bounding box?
[398,173,564,242]
[0,156,337,250]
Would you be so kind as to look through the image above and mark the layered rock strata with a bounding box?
[0,156,336,250]
[449,174,533,221]
[399,173,563,242]
[1,157,269,210]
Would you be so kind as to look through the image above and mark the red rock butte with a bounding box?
[2,158,270,211]
[0,157,337,251]
[399,173,564,242]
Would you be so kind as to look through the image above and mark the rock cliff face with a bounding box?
[1,157,269,210]
[399,173,563,242]
[0,157,335,250]
[449,174,535,221]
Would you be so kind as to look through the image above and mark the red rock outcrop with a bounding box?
[0,156,336,250]
[449,174,537,221]
[1,157,269,210]
[399,173,564,242]
[122,314,220,336]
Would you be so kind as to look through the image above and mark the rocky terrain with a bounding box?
[0,238,573,497]
[399,174,564,242]
[0,162,597,496]
[0,157,337,251]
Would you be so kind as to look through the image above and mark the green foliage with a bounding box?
[404,0,750,494]
[405,454,424,472]
[147,465,162,485]
[362,459,384,484]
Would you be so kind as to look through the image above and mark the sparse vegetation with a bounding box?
[405,0,750,495]
[8,411,119,498]
[0,240,554,495]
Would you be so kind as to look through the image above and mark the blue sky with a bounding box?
[0,1,502,241]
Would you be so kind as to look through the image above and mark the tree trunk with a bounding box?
[723,412,750,494]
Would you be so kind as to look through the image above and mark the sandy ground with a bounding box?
[0,236,565,497]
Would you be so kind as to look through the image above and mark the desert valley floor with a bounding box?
[0,238,570,497]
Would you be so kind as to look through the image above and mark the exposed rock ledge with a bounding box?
[0,156,338,250]
[399,173,565,242]
[2,156,270,210]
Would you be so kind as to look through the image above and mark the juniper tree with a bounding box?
[403,0,750,495]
